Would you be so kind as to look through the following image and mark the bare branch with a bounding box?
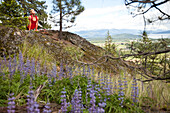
[125,0,158,6]
[125,0,170,23]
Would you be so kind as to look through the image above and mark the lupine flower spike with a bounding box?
[118,78,124,107]
[131,76,139,104]
[7,93,15,113]
[89,86,97,113]
[43,103,52,113]
[60,87,69,112]
[71,88,82,112]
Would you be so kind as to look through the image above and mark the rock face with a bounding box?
[63,31,103,53]
[0,27,23,56]
[0,26,103,60]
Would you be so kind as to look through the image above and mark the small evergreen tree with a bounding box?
[104,30,116,55]
[0,0,27,29]
[50,0,85,39]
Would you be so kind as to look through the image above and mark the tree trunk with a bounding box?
[59,0,62,39]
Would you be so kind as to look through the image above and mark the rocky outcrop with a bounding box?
[0,27,23,56]
[0,26,121,73]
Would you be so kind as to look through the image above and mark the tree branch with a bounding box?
[75,49,170,65]
[125,0,170,21]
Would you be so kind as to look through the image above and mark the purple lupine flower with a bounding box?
[100,73,105,88]
[18,51,24,71]
[71,88,82,112]
[95,84,100,97]
[131,77,139,103]
[36,62,40,76]
[27,84,40,113]
[86,78,92,104]
[30,58,36,80]
[47,72,52,86]
[89,86,97,113]
[108,74,113,94]
[60,88,69,112]
[34,102,40,113]
[18,52,24,83]
[24,58,30,78]
[12,54,17,75]
[96,84,106,113]
[67,66,73,85]
[59,63,64,80]
[113,81,117,94]
[8,56,13,80]
[104,74,111,97]
[91,67,95,80]
[86,65,91,78]
[97,102,106,113]
[118,79,124,107]
[7,93,15,113]
[68,66,73,78]
[123,72,128,89]
[78,87,84,110]
[27,90,35,113]
[43,103,51,113]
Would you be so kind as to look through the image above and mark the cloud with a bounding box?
[67,5,145,32]
[49,2,170,32]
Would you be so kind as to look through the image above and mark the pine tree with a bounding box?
[0,0,27,29]
[104,31,117,55]
[50,0,85,39]
[105,31,113,53]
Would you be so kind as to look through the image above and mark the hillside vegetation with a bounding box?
[0,26,170,113]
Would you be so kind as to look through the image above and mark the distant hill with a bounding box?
[153,30,170,34]
[77,33,141,42]
[73,28,170,42]
[112,33,141,39]
[74,28,141,39]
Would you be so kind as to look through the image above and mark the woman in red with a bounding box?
[28,9,39,31]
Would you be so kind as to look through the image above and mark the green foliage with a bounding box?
[104,31,117,55]
[16,0,51,29]
[0,0,28,29]
[0,0,51,29]
[0,69,143,112]
[50,0,84,38]
[126,31,170,78]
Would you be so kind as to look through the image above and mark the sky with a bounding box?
[45,0,170,32]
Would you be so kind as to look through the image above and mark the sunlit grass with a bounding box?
[20,38,57,68]
[110,73,170,109]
